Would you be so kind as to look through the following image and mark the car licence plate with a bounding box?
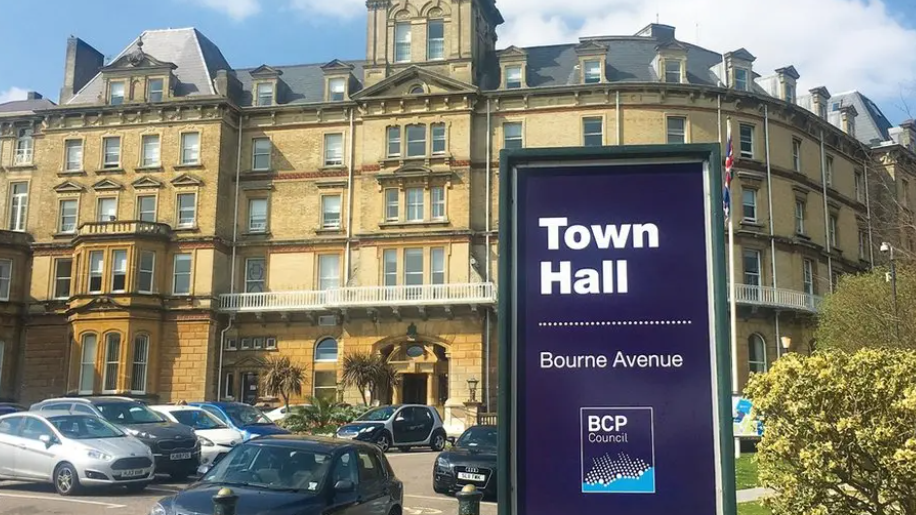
[457,472,486,482]
[171,452,192,460]
[120,469,146,478]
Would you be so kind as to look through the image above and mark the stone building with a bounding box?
[0,0,911,432]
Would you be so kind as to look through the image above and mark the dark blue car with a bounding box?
[0,403,24,416]
[190,402,289,441]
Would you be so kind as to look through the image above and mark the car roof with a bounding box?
[149,405,203,412]
[189,401,236,408]
[251,435,381,452]
[34,396,136,405]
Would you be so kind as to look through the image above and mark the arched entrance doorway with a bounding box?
[376,340,449,410]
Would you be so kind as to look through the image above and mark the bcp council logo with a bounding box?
[580,407,655,494]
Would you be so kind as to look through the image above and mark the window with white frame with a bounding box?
[666,116,686,144]
[795,200,806,234]
[431,247,445,285]
[315,338,338,362]
[406,188,424,221]
[829,214,838,247]
[427,20,445,60]
[792,138,801,172]
[739,124,755,158]
[734,68,749,91]
[180,132,200,165]
[583,60,601,84]
[504,122,523,149]
[803,259,814,295]
[583,117,603,147]
[79,334,97,394]
[64,139,83,171]
[855,170,864,202]
[748,334,766,374]
[54,258,73,299]
[131,334,150,394]
[147,79,164,103]
[383,249,397,286]
[387,127,401,158]
[245,258,266,293]
[15,128,33,165]
[431,186,445,220]
[111,250,128,292]
[385,189,399,222]
[88,251,104,293]
[0,259,10,301]
[141,134,160,167]
[138,251,155,294]
[406,125,426,157]
[109,82,125,105]
[59,199,78,233]
[743,249,761,287]
[826,155,834,187]
[314,371,337,402]
[97,197,117,222]
[431,123,446,155]
[664,61,681,83]
[318,254,340,291]
[176,193,196,228]
[324,133,344,166]
[137,195,156,222]
[742,189,757,222]
[102,333,121,393]
[252,138,271,170]
[256,82,274,106]
[328,78,346,101]
[506,66,522,89]
[8,182,28,232]
[103,137,121,168]
[322,195,342,229]
[395,22,411,63]
[404,248,423,286]
[173,254,192,295]
[248,198,268,232]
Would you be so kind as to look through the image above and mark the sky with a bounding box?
[1,0,915,125]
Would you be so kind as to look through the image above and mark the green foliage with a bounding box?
[258,356,307,412]
[340,351,400,405]
[816,265,916,351]
[735,454,759,490]
[745,348,916,515]
[737,501,771,515]
[279,397,369,435]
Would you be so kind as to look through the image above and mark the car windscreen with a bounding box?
[49,415,125,439]
[96,402,165,425]
[355,406,395,422]
[224,404,273,426]
[456,426,497,451]
[202,443,331,493]
[172,409,228,430]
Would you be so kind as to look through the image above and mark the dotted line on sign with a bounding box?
[537,320,692,327]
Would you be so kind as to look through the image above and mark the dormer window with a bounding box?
[109,82,125,105]
[255,83,274,106]
[735,69,749,91]
[427,20,445,60]
[784,83,795,104]
[506,66,522,89]
[584,60,602,84]
[148,78,164,102]
[664,61,682,83]
[395,23,412,63]
[328,78,346,101]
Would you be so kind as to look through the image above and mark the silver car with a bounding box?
[0,411,155,495]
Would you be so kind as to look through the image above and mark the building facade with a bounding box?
[0,0,908,432]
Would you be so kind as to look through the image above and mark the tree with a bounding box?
[259,356,307,412]
[745,349,916,515]
[816,265,916,351]
[340,351,400,405]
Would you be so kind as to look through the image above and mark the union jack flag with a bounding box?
[724,121,734,222]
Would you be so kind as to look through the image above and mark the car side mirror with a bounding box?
[447,436,456,445]
[334,479,355,493]
[39,434,53,447]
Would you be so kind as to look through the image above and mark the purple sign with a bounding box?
[506,158,728,515]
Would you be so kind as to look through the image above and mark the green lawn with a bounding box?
[737,501,771,515]
[735,454,759,490]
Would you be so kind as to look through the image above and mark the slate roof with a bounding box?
[231,61,366,106]
[0,97,56,115]
[66,28,231,105]
[797,90,894,146]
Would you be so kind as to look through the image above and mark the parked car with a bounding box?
[0,403,25,416]
[0,411,154,495]
[264,403,311,422]
[189,402,290,441]
[433,425,497,498]
[149,405,244,468]
[30,397,200,480]
[150,435,403,515]
[335,404,447,453]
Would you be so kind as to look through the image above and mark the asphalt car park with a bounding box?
[0,450,497,515]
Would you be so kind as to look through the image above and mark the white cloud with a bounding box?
[188,0,261,21]
[288,0,364,19]
[0,87,28,104]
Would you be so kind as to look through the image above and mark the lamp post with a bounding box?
[336,382,345,403]
[880,242,900,341]
[467,378,479,403]
[780,336,792,354]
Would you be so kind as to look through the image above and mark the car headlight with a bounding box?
[358,426,377,434]
[436,457,450,469]
[199,436,214,447]
[126,428,155,439]
[88,449,114,461]
[149,502,168,515]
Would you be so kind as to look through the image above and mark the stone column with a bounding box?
[426,373,437,406]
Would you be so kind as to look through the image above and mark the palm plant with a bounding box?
[341,351,400,405]
[259,356,307,412]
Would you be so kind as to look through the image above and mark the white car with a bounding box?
[263,404,310,422]
[149,406,243,468]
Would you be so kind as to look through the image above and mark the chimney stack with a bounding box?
[59,36,104,104]
[26,92,42,100]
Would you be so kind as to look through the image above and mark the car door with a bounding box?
[326,450,367,514]
[16,417,59,480]
[354,449,392,514]
[395,407,430,444]
[0,416,25,476]
[390,407,413,444]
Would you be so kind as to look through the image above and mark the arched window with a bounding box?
[315,338,338,362]
[748,334,767,374]
[131,334,150,394]
[102,333,122,393]
[409,85,425,95]
[78,333,98,394]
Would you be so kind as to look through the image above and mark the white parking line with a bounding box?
[405,494,498,506]
[0,492,126,509]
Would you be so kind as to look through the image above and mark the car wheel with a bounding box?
[54,463,81,496]
[125,482,148,493]
[398,446,411,453]
[376,431,392,452]
[169,471,191,482]
[433,481,449,494]
[430,430,446,451]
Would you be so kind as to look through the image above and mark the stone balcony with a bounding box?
[74,221,172,242]
[730,283,822,313]
[0,229,33,249]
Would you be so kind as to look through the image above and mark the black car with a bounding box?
[30,397,200,480]
[0,403,25,416]
[433,425,497,498]
[335,404,447,452]
[150,435,404,515]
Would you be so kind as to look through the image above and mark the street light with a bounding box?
[780,336,792,353]
[880,242,900,340]
[467,378,479,403]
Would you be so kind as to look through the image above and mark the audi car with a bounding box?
[335,405,447,453]
[433,425,497,498]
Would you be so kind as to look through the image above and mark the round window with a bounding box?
[406,345,424,358]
